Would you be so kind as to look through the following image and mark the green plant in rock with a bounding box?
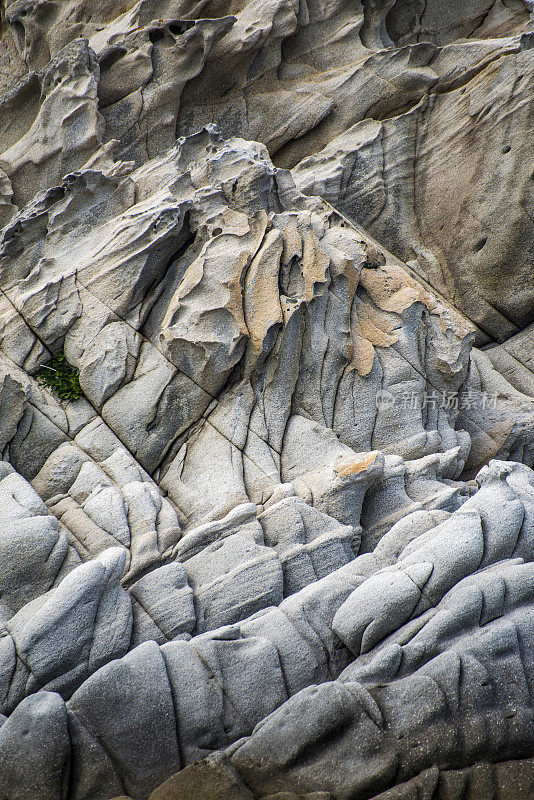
[36,352,82,402]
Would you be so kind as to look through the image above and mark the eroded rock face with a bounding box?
[2,0,533,339]
[0,1,533,799]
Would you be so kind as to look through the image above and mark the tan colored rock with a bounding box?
[292,35,534,341]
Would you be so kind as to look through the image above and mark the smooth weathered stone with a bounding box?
[0,2,533,799]
[0,691,70,800]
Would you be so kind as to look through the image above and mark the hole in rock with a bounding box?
[100,47,127,72]
[149,28,165,43]
[169,21,195,36]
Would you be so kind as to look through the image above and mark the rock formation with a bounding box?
[0,1,533,799]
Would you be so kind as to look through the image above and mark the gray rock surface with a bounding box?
[0,1,533,799]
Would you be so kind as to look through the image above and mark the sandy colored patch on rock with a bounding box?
[334,451,379,477]
[360,265,475,339]
[349,299,398,376]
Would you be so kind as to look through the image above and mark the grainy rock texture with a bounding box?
[0,1,533,799]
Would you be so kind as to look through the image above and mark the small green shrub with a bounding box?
[36,353,82,402]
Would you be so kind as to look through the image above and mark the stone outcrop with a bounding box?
[0,1,533,799]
